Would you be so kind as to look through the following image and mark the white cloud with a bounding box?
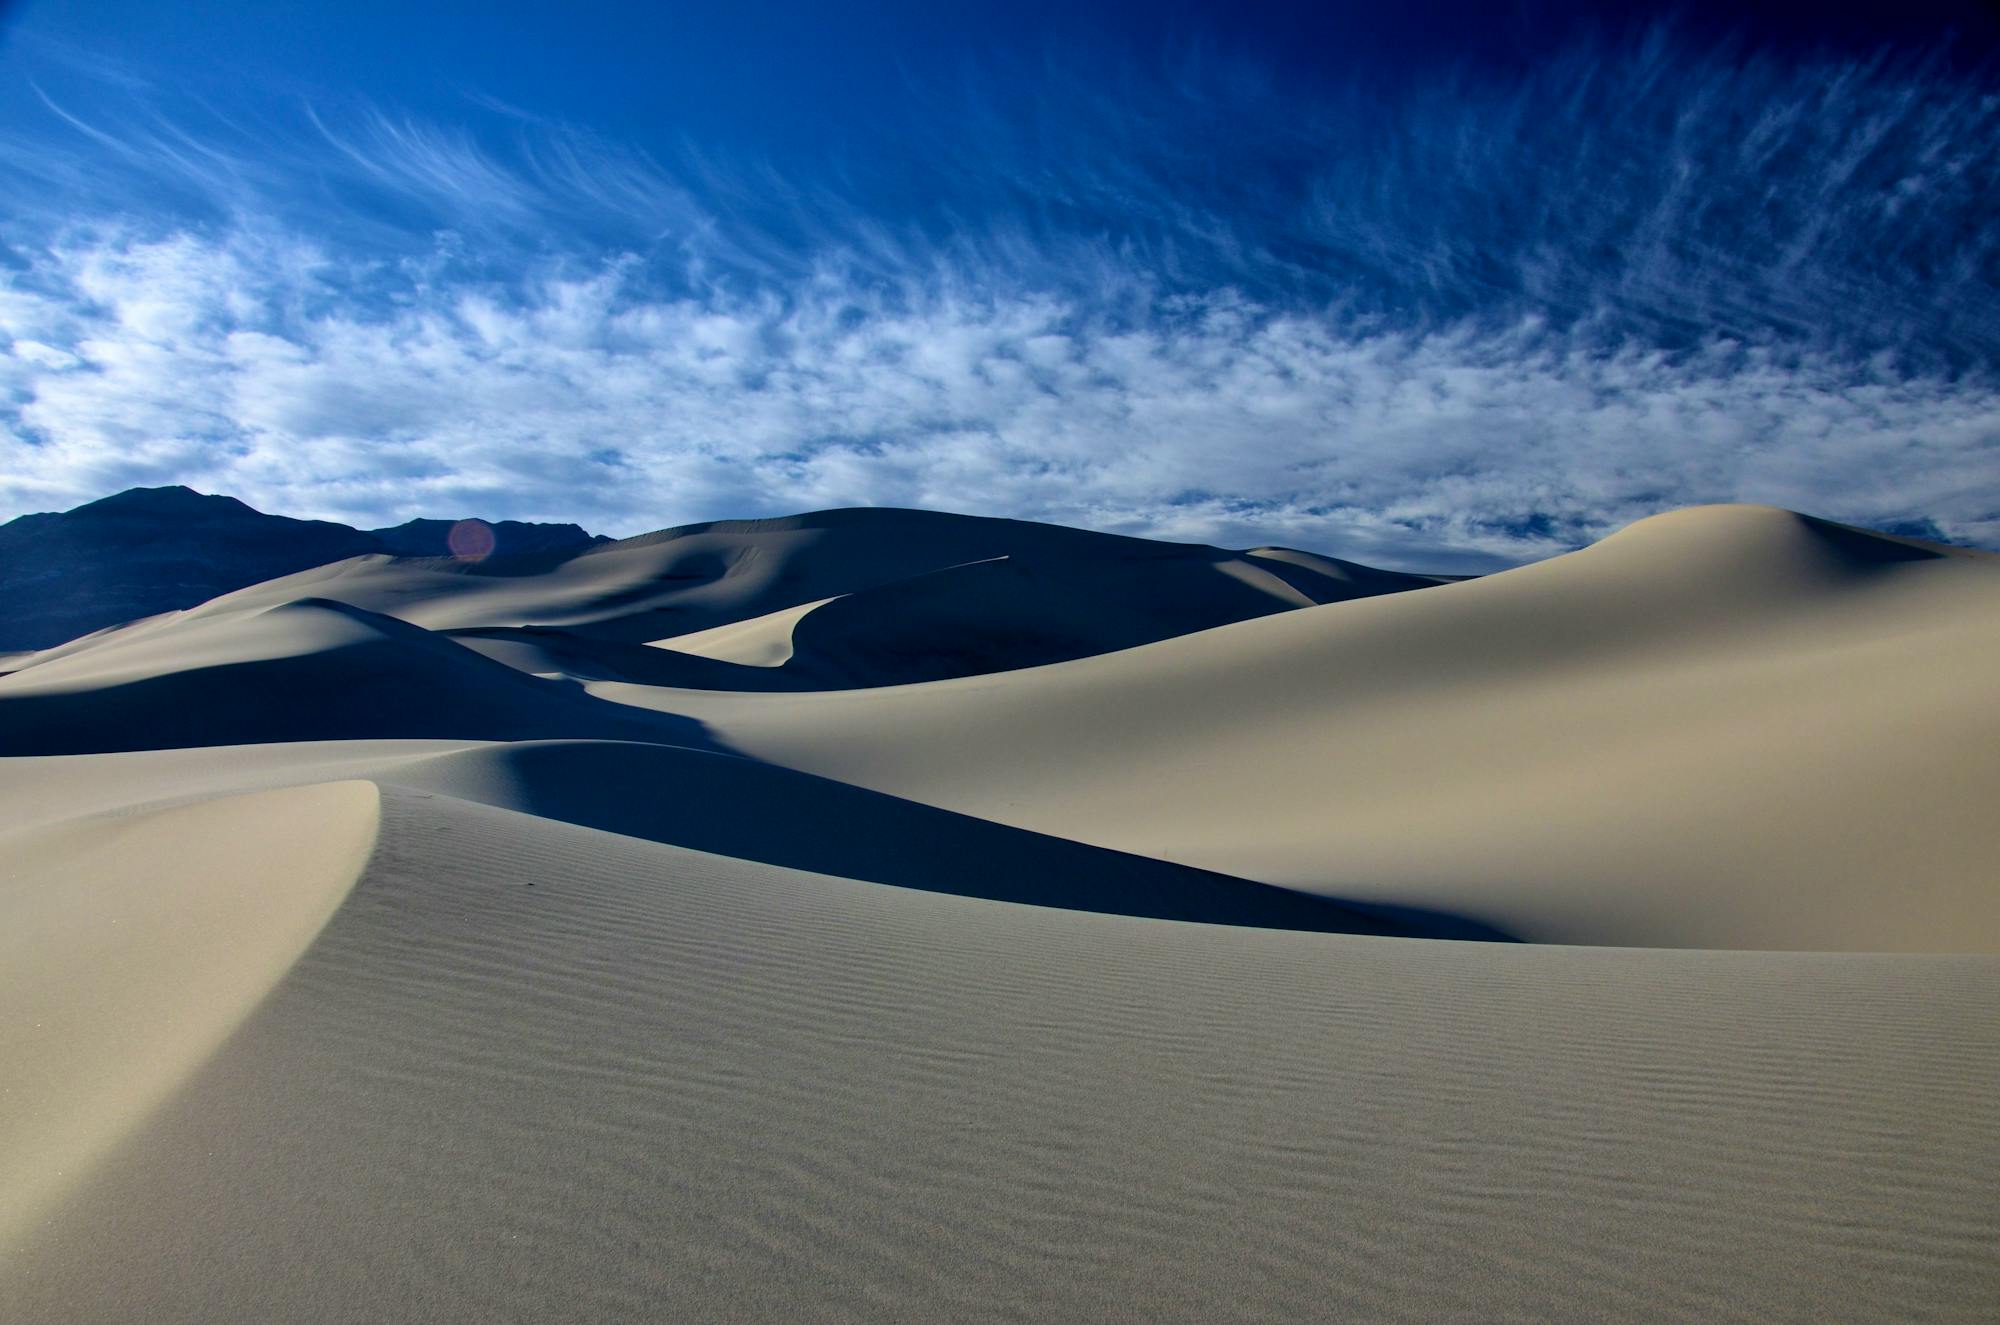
[2,227,1995,568]
[0,26,1995,564]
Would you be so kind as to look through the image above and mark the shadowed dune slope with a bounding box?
[386,740,1475,936]
[607,506,2000,951]
[0,598,707,755]
[647,546,1446,689]
[205,507,1444,685]
[440,625,797,687]
[452,543,1442,692]
[0,739,1477,937]
[6,786,1994,1322]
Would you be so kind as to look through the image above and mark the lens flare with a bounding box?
[446,518,496,561]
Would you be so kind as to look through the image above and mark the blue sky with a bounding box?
[1,1,1996,568]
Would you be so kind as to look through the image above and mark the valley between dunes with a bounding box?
[2,500,1996,1321]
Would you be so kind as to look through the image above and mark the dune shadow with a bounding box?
[1325,899,1518,944]
[389,739,1518,941]
[0,638,722,756]
[1797,513,1950,566]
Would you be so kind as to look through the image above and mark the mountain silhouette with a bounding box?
[0,487,604,651]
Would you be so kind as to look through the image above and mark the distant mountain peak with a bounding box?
[74,485,259,518]
[0,486,607,650]
[366,517,608,558]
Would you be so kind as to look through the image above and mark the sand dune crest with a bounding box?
[615,505,2000,950]
[0,780,379,1248]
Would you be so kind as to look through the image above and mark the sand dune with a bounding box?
[6,786,1995,1321]
[648,545,1441,678]
[0,737,1478,936]
[387,739,1481,935]
[646,545,1445,689]
[0,781,378,1248]
[205,507,1441,686]
[650,596,838,667]
[0,597,701,755]
[200,507,1251,636]
[3,500,1997,1320]
[611,506,2000,951]
[442,624,812,689]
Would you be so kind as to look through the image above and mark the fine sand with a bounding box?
[1,503,1996,1320]
[610,506,2000,951]
[0,782,379,1251]
[5,786,1996,1321]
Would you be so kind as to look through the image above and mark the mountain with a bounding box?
[0,487,606,651]
[365,517,606,558]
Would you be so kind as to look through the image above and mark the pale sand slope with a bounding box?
[0,781,379,1249]
[602,506,2000,952]
[653,596,838,666]
[0,740,1466,936]
[4,786,1995,1323]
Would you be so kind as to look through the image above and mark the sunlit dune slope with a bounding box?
[0,781,378,1246]
[606,506,2000,951]
[6,785,1993,1322]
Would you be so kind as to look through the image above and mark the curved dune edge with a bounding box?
[0,780,380,1247]
[647,595,838,666]
[604,505,2000,951]
[9,788,1995,1321]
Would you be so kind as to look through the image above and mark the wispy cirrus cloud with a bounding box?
[5,227,1994,569]
[0,26,1995,566]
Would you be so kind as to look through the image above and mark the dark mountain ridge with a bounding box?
[0,486,605,651]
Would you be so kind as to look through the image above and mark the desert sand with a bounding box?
[2,501,1996,1321]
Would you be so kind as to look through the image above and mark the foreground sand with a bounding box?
[0,782,378,1255]
[2,503,1997,1319]
[6,784,1996,1322]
